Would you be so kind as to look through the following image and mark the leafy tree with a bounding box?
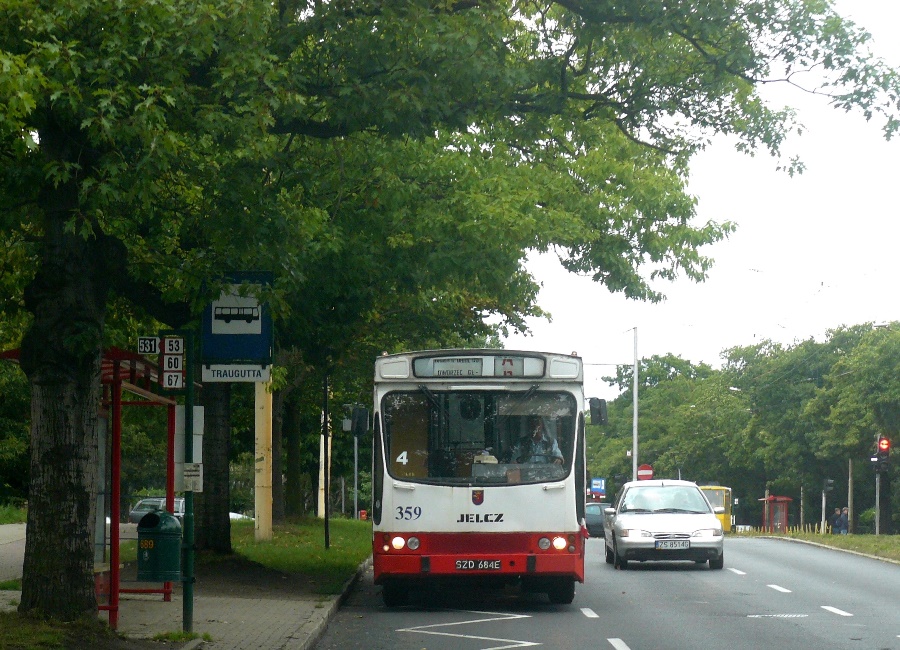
[807,325,900,533]
[0,364,29,502]
[2,0,900,620]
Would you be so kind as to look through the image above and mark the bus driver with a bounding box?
[511,416,563,465]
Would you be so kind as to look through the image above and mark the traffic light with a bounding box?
[871,436,891,472]
[823,478,834,493]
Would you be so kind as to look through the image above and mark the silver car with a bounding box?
[604,480,724,570]
[128,497,185,524]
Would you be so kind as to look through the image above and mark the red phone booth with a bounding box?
[759,495,793,533]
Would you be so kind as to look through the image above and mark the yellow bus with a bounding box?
[699,485,733,533]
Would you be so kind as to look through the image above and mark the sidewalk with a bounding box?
[111,559,370,650]
[0,519,368,650]
[0,560,369,650]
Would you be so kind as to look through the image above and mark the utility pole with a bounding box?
[632,327,638,482]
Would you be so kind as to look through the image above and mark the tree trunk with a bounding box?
[17,150,114,617]
[196,382,232,552]
[284,394,303,517]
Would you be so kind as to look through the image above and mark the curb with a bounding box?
[298,556,372,650]
[183,555,373,650]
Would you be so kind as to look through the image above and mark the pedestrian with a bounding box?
[838,507,849,535]
[830,507,841,534]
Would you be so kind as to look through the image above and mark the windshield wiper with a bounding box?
[655,508,706,514]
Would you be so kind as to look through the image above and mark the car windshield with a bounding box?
[620,486,710,514]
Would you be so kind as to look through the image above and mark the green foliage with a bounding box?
[0,504,26,524]
[590,322,900,530]
[230,518,372,594]
[0,365,28,502]
[4,0,900,620]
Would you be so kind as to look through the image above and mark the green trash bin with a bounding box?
[137,510,182,582]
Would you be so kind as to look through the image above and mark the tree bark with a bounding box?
[17,129,114,616]
[195,382,232,552]
[284,394,303,517]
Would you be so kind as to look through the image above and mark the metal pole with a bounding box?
[847,458,853,534]
[820,489,826,534]
[323,373,330,549]
[354,435,359,519]
[875,472,881,536]
[632,327,638,482]
[183,332,195,633]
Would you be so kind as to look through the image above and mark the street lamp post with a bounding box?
[632,327,638,481]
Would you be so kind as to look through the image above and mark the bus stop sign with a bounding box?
[637,464,654,480]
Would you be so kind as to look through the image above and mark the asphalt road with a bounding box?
[313,537,900,650]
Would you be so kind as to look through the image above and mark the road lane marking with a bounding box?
[727,568,746,575]
[747,614,808,618]
[767,584,792,593]
[608,639,632,650]
[821,606,853,617]
[397,610,539,649]
[581,607,599,618]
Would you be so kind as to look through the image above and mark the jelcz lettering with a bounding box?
[456,513,504,523]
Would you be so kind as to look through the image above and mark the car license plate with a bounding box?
[455,559,502,570]
[655,540,690,550]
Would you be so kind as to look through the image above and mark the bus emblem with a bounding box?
[472,490,484,506]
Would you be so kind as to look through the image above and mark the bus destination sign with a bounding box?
[432,357,482,377]
[414,355,544,379]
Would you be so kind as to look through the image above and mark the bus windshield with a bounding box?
[382,389,577,485]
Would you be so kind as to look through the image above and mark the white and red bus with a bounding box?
[369,349,597,606]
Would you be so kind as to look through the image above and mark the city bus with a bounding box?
[368,349,597,606]
[699,485,733,533]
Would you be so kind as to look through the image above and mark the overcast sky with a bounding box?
[502,1,900,401]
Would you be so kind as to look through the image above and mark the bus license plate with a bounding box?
[655,540,690,550]
[455,559,502,571]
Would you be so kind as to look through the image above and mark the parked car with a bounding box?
[584,501,610,537]
[604,480,724,570]
[128,497,185,524]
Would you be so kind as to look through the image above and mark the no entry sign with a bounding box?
[637,464,654,480]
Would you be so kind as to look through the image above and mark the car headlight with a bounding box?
[621,529,652,538]
[691,528,723,538]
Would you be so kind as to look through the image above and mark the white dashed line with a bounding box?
[581,607,599,618]
[821,606,853,617]
[727,568,746,575]
[767,584,792,593]
[608,639,632,650]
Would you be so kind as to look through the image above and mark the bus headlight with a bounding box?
[391,536,406,550]
[552,536,568,550]
[538,537,551,550]
[407,536,421,550]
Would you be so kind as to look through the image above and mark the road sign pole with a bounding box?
[875,472,881,536]
[183,332,195,632]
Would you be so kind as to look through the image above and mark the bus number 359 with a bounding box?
[395,506,422,520]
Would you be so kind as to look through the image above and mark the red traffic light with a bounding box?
[878,436,891,453]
